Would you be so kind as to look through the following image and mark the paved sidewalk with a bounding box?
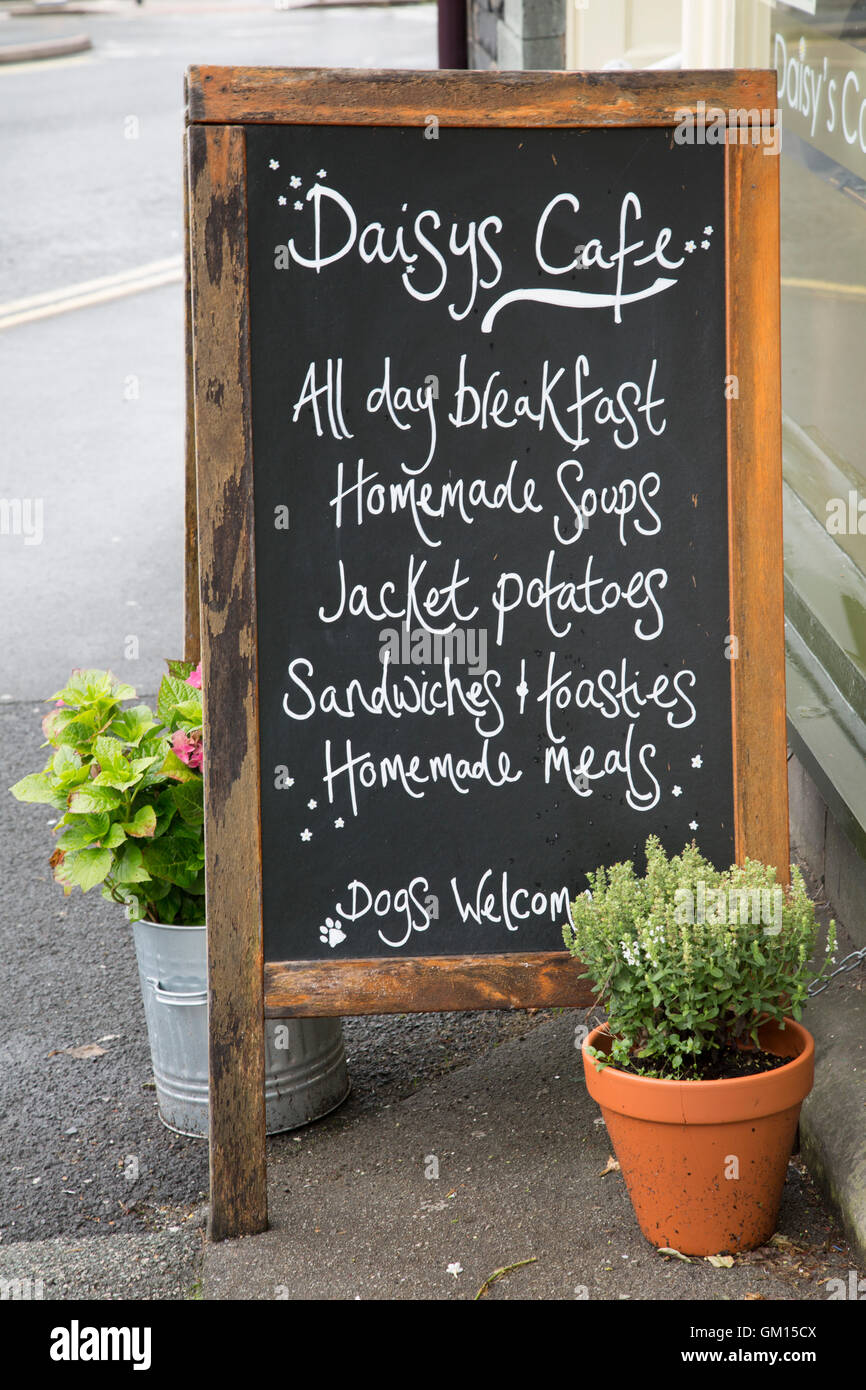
[203,971,866,1301]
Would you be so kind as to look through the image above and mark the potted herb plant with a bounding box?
[563,835,836,1256]
[11,665,348,1138]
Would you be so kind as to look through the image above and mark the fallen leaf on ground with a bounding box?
[50,1044,106,1060]
[657,1247,693,1263]
[706,1255,735,1268]
[768,1233,802,1252]
[744,1292,765,1300]
[599,1156,620,1176]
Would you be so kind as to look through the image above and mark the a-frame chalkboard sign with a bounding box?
[184,67,787,1240]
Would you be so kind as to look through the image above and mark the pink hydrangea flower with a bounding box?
[172,729,203,771]
[186,663,202,689]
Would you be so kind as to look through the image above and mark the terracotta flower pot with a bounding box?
[583,1018,814,1256]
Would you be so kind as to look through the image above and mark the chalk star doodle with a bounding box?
[319,917,346,949]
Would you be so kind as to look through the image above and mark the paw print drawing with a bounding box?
[319,916,346,949]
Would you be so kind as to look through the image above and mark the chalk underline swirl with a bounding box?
[480,277,679,333]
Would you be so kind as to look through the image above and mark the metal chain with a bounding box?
[807,947,866,996]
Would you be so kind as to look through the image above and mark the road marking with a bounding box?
[0,257,184,331]
[0,53,93,76]
[781,275,866,301]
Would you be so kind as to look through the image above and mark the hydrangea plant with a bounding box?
[563,835,836,1079]
[10,663,205,925]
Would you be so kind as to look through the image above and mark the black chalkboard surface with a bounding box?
[245,124,733,963]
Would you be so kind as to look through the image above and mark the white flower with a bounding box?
[277,196,287,206]
[701,239,710,250]
[294,201,303,211]
[300,828,312,842]
[691,755,702,769]
[308,799,317,809]
[672,785,682,797]
[269,159,279,171]
[290,175,301,188]
[689,820,699,831]
[703,225,713,235]
[446,1262,463,1278]
[684,240,696,253]
[334,817,344,828]
[316,168,327,179]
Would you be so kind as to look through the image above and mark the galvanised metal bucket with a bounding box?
[132,920,349,1138]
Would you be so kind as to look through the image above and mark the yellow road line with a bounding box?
[781,275,866,300]
[0,258,184,330]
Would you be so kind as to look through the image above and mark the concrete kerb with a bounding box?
[0,32,92,61]
[800,976,866,1270]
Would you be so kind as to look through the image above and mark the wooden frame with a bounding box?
[185,68,786,1237]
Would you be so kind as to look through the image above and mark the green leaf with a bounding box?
[93,734,127,766]
[158,676,193,725]
[171,699,202,727]
[110,705,158,747]
[129,755,161,776]
[9,772,66,809]
[142,835,204,890]
[51,713,101,751]
[64,670,138,706]
[52,745,82,780]
[59,847,113,893]
[55,815,111,852]
[41,706,77,747]
[121,805,157,838]
[169,781,204,826]
[160,748,199,783]
[67,785,122,815]
[101,822,127,850]
[166,660,196,681]
[91,737,140,791]
[112,843,151,884]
